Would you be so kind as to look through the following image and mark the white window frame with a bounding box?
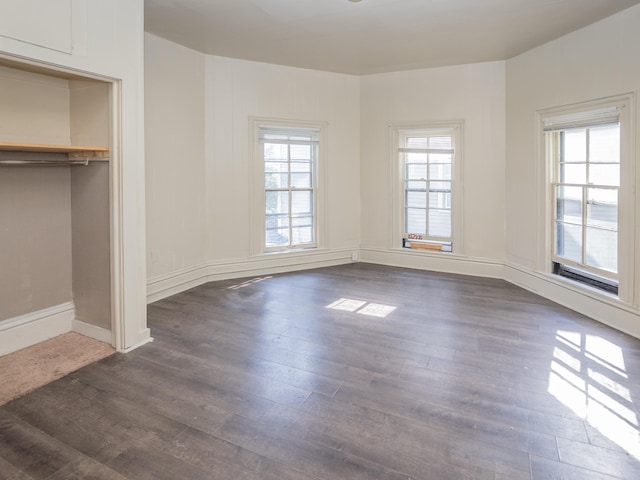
[390,121,464,254]
[250,117,327,255]
[536,94,636,304]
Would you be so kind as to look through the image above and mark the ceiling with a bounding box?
[144,0,640,75]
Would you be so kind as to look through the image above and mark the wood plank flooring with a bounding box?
[2,263,640,479]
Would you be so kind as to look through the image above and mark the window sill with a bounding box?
[262,245,318,254]
[254,246,329,259]
[389,246,464,259]
[546,270,619,300]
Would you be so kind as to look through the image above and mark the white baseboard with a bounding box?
[147,248,355,303]
[504,263,640,339]
[72,319,113,344]
[0,302,75,356]
[360,248,505,278]
[146,263,210,304]
[121,334,154,353]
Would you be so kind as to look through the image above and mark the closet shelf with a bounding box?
[0,142,109,165]
[0,141,109,156]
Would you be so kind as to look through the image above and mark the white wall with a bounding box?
[145,38,361,301]
[359,62,506,276]
[0,0,149,351]
[145,33,207,281]
[505,5,640,337]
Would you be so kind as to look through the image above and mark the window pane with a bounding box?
[406,137,427,149]
[406,180,426,190]
[560,163,586,184]
[429,191,451,209]
[406,208,426,235]
[429,163,451,180]
[290,144,312,161]
[406,191,426,208]
[429,181,450,192]
[265,172,288,188]
[562,129,586,163]
[406,152,427,163]
[586,227,617,272]
[291,225,313,244]
[407,164,427,179]
[428,153,452,164]
[556,222,582,263]
[291,173,311,188]
[429,209,451,237]
[266,215,289,247]
[587,188,617,231]
[264,143,288,161]
[265,191,288,214]
[589,124,620,163]
[589,164,619,187]
[429,136,452,150]
[291,159,311,171]
[291,190,313,215]
[556,186,582,224]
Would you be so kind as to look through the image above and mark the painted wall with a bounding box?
[145,33,207,281]
[0,0,148,351]
[360,62,506,275]
[505,4,640,337]
[0,67,73,321]
[145,34,361,300]
[205,55,361,260]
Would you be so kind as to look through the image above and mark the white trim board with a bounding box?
[0,302,74,356]
[0,302,116,356]
[504,263,640,339]
[360,248,504,279]
[147,248,357,303]
[72,319,113,344]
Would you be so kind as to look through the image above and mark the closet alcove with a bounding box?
[0,61,114,354]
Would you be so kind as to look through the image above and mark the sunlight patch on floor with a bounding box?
[326,298,397,318]
[548,330,640,460]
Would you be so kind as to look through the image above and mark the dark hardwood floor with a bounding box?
[2,263,640,479]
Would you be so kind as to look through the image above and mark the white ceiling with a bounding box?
[144,0,640,75]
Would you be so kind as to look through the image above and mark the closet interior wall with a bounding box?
[0,64,112,352]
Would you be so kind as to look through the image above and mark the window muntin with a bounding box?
[260,127,319,251]
[399,129,456,252]
[549,121,620,290]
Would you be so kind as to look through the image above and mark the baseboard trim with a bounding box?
[360,248,504,278]
[121,334,154,353]
[72,319,113,344]
[146,264,210,304]
[0,302,75,356]
[147,248,356,303]
[504,263,640,339]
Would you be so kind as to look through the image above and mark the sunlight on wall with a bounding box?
[548,330,640,460]
[326,298,397,318]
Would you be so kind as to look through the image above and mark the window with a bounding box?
[541,96,634,299]
[392,123,462,253]
[252,119,326,253]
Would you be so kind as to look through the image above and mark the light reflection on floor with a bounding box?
[548,330,640,460]
[326,298,397,318]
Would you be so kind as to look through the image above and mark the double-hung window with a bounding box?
[392,123,462,253]
[542,96,634,299]
[254,121,324,252]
